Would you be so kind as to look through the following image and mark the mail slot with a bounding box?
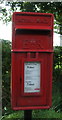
[11,12,54,110]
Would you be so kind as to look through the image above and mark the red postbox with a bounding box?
[11,12,54,110]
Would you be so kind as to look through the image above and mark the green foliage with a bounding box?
[53,46,62,113]
[22,2,36,12]
[2,39,11,115]
[53,46,62,80]
[0,2,62,24]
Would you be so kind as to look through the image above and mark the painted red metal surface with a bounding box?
[11,12,54,110]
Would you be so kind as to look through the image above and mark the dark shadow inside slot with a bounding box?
[16,29,51,35]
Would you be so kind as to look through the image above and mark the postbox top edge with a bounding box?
[15,25,52,31]
[13,12,54,17]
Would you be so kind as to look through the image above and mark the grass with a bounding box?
[33,109,62,118]
[1,110,24,120]
[1,109,62,120]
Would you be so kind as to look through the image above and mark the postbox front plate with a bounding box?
[11,12,53,110]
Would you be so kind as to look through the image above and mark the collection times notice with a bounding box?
[24,62,40,93]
